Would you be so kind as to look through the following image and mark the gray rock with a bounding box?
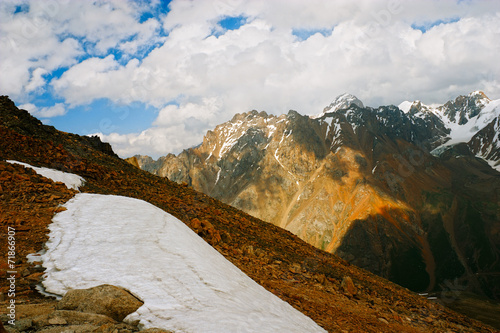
[6,318,33,332]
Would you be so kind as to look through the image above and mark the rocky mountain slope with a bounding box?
[135,92,500,306]
[1,95,499,332]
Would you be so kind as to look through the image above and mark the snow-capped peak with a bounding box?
[311,94,364,119]
[398,100,414,114]
[426,93,500,153]
[324,93,364,113]
[468,90,490,101]
[399,99,443,113]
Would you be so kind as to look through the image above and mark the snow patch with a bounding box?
[205,150,213,161]
[41,193,326,333]
[215,168,222,184]
[27,251,45,264]
[481,156,500,172]
[398,101,413,113]
[312,93,364,118]
[6,160,85,190]
[324,117,342,141]
[218,120,245,157]
[267,124,277,138]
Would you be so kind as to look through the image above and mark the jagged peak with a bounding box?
[324,93,364,113]
[468,90,490,101]
[398,100,417,113]
[399,91,491,115]
[231,110,270,123]
[398,100,438,114]
[442,91,491,109]
[311,93,364,119]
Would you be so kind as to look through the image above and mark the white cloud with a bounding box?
[3,0,500,157]
[50,1,500,107]
[48,0,163,55]
[18,103,37,113]
[25,67,48,92]
[97,98,222,158]
[51,55,141,106]
[0,0,163,101]
[19,102,67,118]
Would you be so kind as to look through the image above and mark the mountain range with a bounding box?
[132,91,500,304]
[1,94,499,331]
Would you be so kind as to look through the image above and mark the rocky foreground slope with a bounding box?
[1,96,499,332]
[134,92,500,307]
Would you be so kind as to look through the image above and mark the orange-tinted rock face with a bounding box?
[140,94,500,299]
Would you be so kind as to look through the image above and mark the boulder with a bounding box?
[56,285,143,321]
[341,276,358,296]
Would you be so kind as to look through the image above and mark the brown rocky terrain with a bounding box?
[1,95,499,332]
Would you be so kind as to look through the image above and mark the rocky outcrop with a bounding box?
[125,156,141,168]
[56,285,144,322]
[440,91,489,125]
[81,135,118,158]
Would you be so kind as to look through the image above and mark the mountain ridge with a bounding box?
[134,92,500,304]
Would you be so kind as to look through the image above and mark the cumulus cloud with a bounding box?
[96,97,222,158]
[2,0,500,157]
[51,1,500,108]
[19,102,66,118]
[51,55,140,106]
[25,67,48,93]
[0,0,163,101]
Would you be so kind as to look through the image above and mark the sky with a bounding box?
[1,0,499,158]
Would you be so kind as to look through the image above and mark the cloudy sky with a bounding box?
[1,0,499,158]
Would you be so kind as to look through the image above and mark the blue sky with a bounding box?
[1,0,499,158]
[410,17,461,33]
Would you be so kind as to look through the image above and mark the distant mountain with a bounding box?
[399,91,500,169]
[313,93,365,116]
[135,92,500,303]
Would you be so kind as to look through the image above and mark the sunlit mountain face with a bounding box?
[135,92,500,302]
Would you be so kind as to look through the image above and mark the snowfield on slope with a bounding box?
[7,160,84,190]
[41,193,326,333]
